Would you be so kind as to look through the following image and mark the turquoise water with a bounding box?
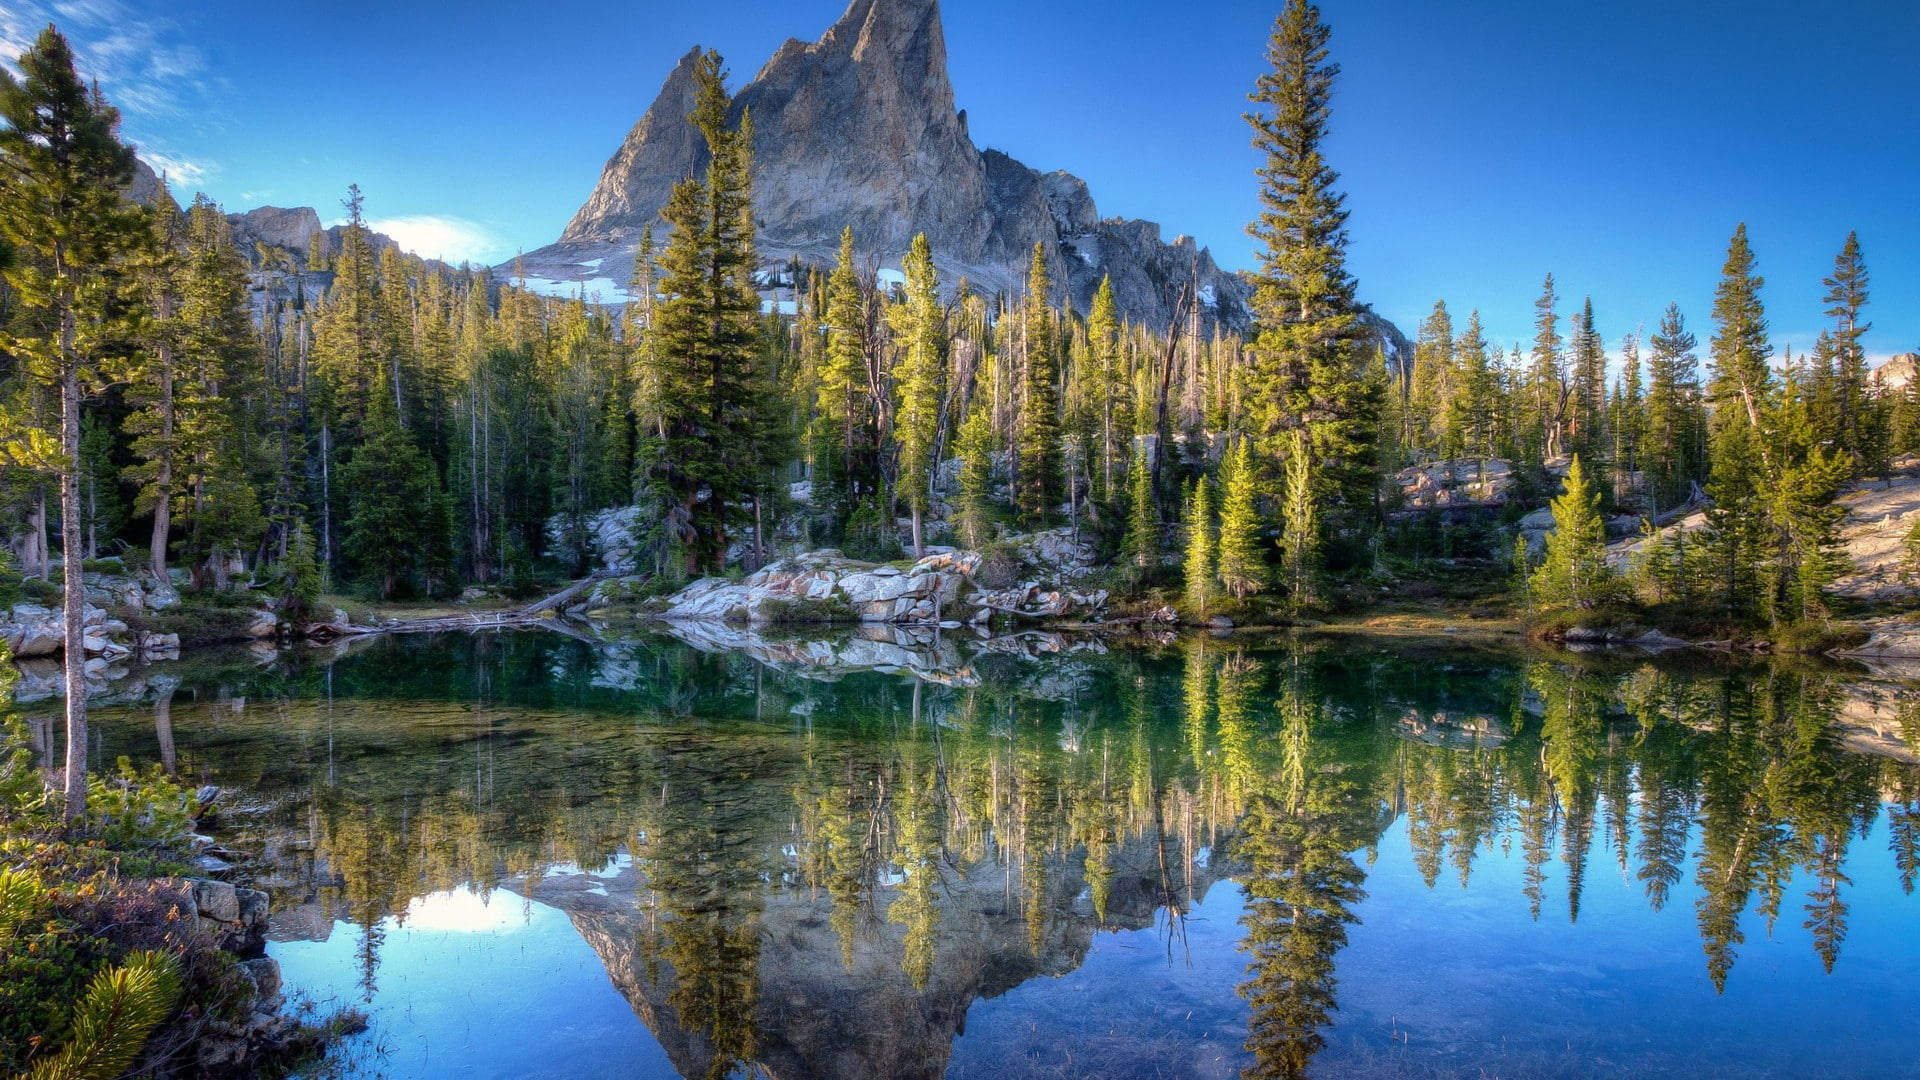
[74,629,1920,1079]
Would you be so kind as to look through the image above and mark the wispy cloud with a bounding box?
[1,0,213,120]
[364,216,510,265]
[136,147,211,190]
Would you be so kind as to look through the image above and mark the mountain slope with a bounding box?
[514,0,1250,330]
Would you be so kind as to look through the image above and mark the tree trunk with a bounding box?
[149,351,174,580]
[319,424,334,572]
[61,363,89,822]
[154,680,177,777]
[27,486,49,580]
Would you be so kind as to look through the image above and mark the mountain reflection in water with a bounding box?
[60,629,1920,1080]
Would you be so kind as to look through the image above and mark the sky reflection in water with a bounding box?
[71,629,1920,1079]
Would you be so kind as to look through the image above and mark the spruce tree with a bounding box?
[1244,0,1380,537]
[953,406,995,549]
[1568,297,1608,467]
[1124,440,1158,576]
[125,183,184,582]
[1279,430,1321,611]
[1528,274,1566,459]
[172,196,265,588]
[1087,276,1124,499]
[1216,437,1265,601]
[342,395,434,599]
[1702,224,1773,622]
[639,51,778,573]
[1407,300,1454,459]
[1183,478,1215,618]
[816,226,870,528]
[1448,310,1498,460]
[1529,456,1617,612]
[0,26,143,819]
[1014,243,1062,525]
[1645,302,1705,510]
[1822,231,1872,468]
[888,233,945,555]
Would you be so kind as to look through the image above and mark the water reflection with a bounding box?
[65,630,1920,1079]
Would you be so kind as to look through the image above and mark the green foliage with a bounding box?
[1183,478,1215,618]
[840,499,901,563]
[26,949,181,1080]
[83,759,192,856]
[888,233,945,541]
[1528,456,1624,612]
[1014,244,1063,525]
[341,397,436,600]
[1245,0,1382,540]
[952,407,996,550]
[1216,438,1265,602]
[1279,430,1321,611]
[638,52,783,574]
[278,521,323,622]
[1122,441,1158,580]
[0,548,21,608]
[760,595,857,624]
[1903,514,1920,584]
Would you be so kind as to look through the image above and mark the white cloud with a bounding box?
[136,147,211,190]
[365,215,509,265]
[1,0,211,120]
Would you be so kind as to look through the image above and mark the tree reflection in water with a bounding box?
[76,630,1920,1079]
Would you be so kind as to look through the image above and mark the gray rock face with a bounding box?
[515,0,1249,330]
[226,206,324,254]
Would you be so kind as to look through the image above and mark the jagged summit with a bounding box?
[516,0,1250,329]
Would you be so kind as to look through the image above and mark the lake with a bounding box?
[65,627,1920,1079]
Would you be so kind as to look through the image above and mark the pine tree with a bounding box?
[278,521,322,623]
[1645,302,1705,511]
[639,51,779,573]
[1087,276,1124,499]
[1448,310,1499,460]
[816,226,870,528]
[953,405,995,549]
[888,233,945,555]
[1528,274,1566,459]
[1244,0,1380,536]
[1406,300,1454,459]
[1183,478,1215,618]
[1822,231,1872,469]
[342,395,434,599]
[1702,224,1774,622]
[1613,332,1645,508]
[0,26,144,819]
[1279,430,1321,610]
[1568,297,1608,468]
[1216,437,1265,601]
[1529,455,1618,612]
[1123,440,1158,575]
[172,196,265,588]
[1014,243,1062,525]
[124,184,184,581]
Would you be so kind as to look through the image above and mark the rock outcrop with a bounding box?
[657,549,976,624]
[225,205,324,255]
[650,542,1111,626]
[516,0,1249,331]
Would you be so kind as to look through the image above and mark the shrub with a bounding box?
[974,541,1023,590]
[842,500,901,562]
[84,760,193,857]
[761,596,857,623]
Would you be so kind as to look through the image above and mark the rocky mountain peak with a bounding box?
[517,0,1257,329]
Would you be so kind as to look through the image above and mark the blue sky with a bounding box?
[3,0,1915,361]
